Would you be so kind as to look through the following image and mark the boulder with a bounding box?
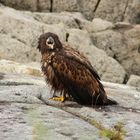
[0,0,39,11]
[0,33,40,62]
[0,5,66,48]
[67,29,126,83]
[127,75,140,88]
[94,0,128,22]
[53,0,79,12]
[91,24,140,76]
[124,0,140,24]
[22,11,84,29]
[1,0,140,23]
[76,0,98,20]
[0,59,42,77]
[84,18,114,33]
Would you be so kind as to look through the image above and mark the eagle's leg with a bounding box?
[50,96,65,102]
[49,90,66,102]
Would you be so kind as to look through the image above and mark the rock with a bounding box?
[76,0,98,20]
[53,0,79,12]
[0,0,39,11]
[127,75,140,88]
[67,29,126,83]
[0,72,140,140]
[124,0,140,24]
[84,18,114,33]
[94,0,127,22]
[37,0,51,12]
[114,22,133,29]
[91,24,140,75]
[23,11,84,29]
[0,59,42,77]
[1,0,140,23]
[0,33,40,62]
[0,5,66,48]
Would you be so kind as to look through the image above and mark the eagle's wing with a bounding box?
[63,44,101,80]
[51,52,107,105]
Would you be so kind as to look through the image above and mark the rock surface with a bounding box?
[91,23,140,76]
[127,75,140,88]
[0,59,42,77]
[1,0,140,23]
[0,73,140,140]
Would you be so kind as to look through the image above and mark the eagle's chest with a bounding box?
[41,53,55,83]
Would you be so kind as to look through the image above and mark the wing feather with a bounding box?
[62,44,101,80]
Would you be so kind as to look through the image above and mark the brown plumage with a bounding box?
[37,32,117,106]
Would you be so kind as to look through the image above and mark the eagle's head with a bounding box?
[37,32,62,53]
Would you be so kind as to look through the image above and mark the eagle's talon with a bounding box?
[49,96,65,102]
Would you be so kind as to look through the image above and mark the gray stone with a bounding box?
[0,59,42,77]
[53,0,79,12]
[91,25,140,76]
[36,0,51,12]
[1,0,140,23]
[23,11,83,29]
[76,0,98,20]
[84,18,114,33]
[127,75,140,88]
[0,5,66,48]
[0,0,38,11]
[0,34,40,62]
[0,73,140,140]
[67,29,126,83]
[124,0,140,24]
[94,0,128,22]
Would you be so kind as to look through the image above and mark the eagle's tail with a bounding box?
[105,98,118,105]
[96,80,118,106]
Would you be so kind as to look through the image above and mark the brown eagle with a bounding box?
[37,32,117,106]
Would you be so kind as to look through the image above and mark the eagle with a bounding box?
[37,32,117,106]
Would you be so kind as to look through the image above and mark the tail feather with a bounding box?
[105,98,118,105]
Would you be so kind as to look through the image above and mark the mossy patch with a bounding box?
[26,108,48,140]
[90,120,126,140]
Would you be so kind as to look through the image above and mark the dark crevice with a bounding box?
[0,82,34,86]
[66,33,69,42]
[50,0,53,12]
[74,18,82,29]
[138,45,140,53]
[135,13,140,24]
[123,74,129,84]
[113,54,117,60]
[121,0,130,21]
[93,0,101,13]
[36,0,41,12]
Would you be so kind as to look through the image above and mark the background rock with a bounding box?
[124,0,140,24]
[0,0,39,11]
[127,75,140,88]
[91,24,140,76]
[0,34,40,62]
[0,59,42,77]
[0,5,66,48]
[1,0,140,23]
